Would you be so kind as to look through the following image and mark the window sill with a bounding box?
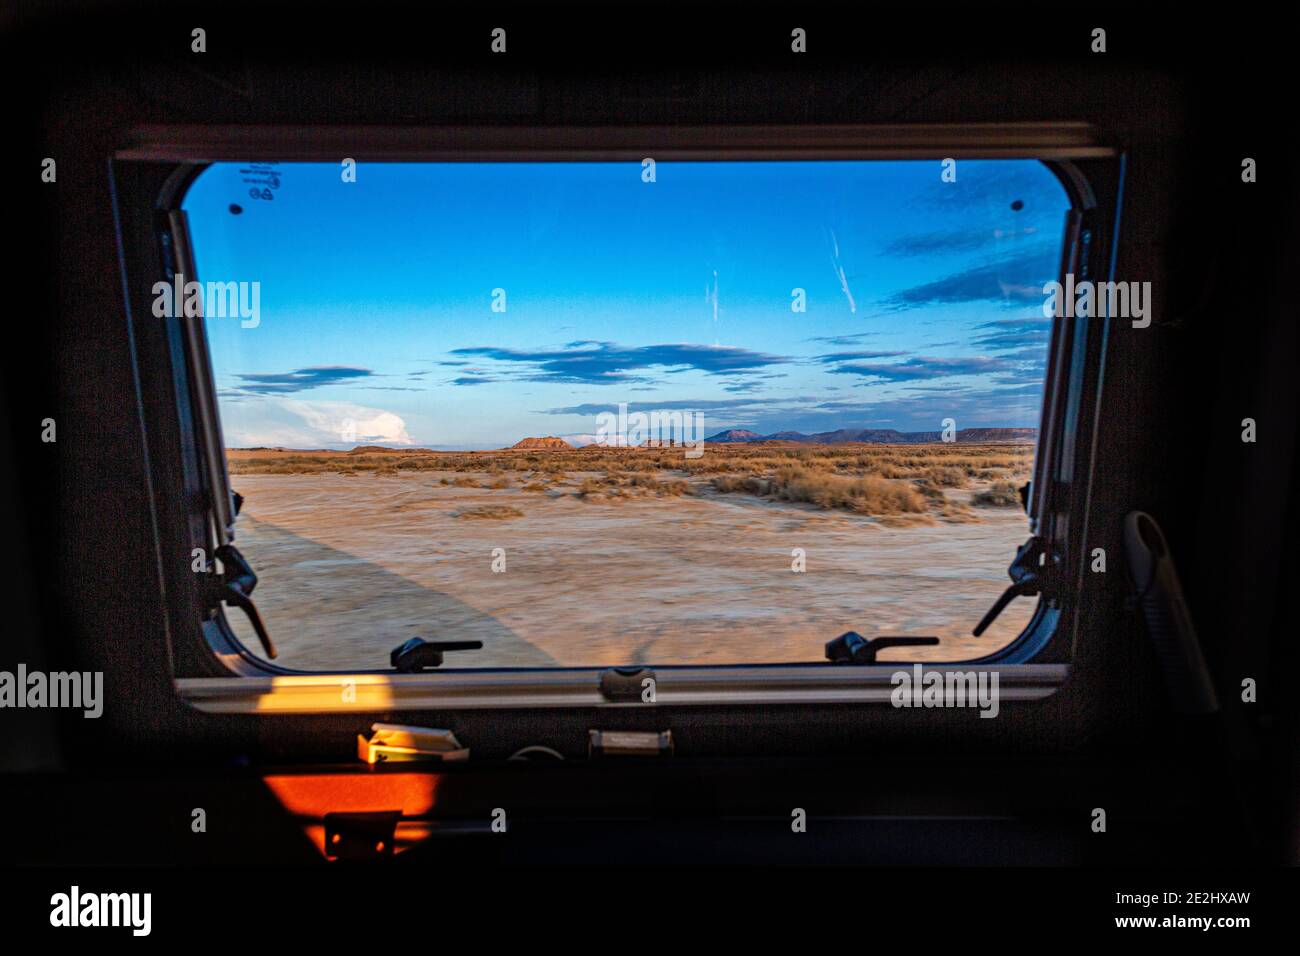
[176,663,1069,714]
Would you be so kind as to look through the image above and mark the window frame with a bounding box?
[112,123,1122,714]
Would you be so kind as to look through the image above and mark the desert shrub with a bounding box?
[972,480,1021,507]
[711,475,777,496]
[681,458,733,475]
[772,466,926,514]
[656,478,693,496]
[713,467,924,515]
[921,465,967,487]
[913,479,948,503]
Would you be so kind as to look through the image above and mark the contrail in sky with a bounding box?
[828,228,858,314]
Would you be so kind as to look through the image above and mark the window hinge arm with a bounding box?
[205,543,277,659]
[972,535,1057,637]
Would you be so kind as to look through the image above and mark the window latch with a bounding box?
[205,543,278,660]
[972,535,1055,637]
[390,637,484,672]
[825,632,940,664]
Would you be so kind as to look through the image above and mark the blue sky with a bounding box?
[184,159,1068,449]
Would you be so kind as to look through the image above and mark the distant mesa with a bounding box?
[705,429,765,443]
[510,436,574,449]
[705,427,1037,444]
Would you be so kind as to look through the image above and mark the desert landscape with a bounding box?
[222,439,1038,670]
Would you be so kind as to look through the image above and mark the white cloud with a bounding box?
[221,398,415,449]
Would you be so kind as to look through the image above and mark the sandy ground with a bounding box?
[225,472,1035,670]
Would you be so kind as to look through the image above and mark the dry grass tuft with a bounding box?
[714,465,926,516]
[454,505,524,520]
[972,480,1022,507]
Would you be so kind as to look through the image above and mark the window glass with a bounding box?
[182,159,1069,669]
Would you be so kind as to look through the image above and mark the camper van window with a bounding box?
[179,159,1071,671]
